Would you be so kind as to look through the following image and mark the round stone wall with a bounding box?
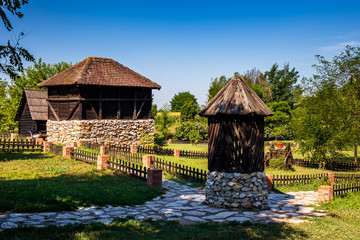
[47,119,154,146]
[205,171,268,209]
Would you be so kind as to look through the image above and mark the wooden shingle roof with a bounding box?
[15,89,48,121]
[199,76,273,117]
[38,57,161,89]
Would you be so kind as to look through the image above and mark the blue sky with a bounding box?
[1,0,360,107]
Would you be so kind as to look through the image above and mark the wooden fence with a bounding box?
[334,173,360,183]
[0,139,43,152]
[108,156,147,180]
[334,183,360,197]
[180,149,208,159]
[293,159,360,171]
[138,146,174,156]
[49,144,63,155]
[152,157,207,182]
[70,149,98,165]
[272,173,328,187]
[105,150,142,164]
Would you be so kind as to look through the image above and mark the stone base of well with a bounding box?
[205,171,268,209]
[47,119,154,146]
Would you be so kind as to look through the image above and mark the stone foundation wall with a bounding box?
[47,119,154,146]
[206,171,268,209]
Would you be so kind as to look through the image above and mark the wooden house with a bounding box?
[38,57,161,121]
[15,89,48,136]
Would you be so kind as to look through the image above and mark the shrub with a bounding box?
[174,118,208,144]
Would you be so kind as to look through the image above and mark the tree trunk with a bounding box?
[355,145,358,165]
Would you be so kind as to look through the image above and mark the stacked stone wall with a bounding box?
[47,119,154,146]
[206,171,268,209]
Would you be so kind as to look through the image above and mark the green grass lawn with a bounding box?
[0,152,163,213]
[1,191,359,240]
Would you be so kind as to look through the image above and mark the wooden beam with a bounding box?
[67,101,81,120]
[99,87,102,120]
[48,97,152,102]
[133,89,137,120]
[47,101,60,121]
[136,93,149,119]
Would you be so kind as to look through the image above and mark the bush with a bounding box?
[174,117,208,144]
[154,133,166,146]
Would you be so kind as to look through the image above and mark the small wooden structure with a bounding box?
[199,76,273,173]
[15,89,48,135]
[38,57,161,120]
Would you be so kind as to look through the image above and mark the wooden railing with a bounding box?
[108,156,147,180]
[0,139,42,152]
[334,183,360,197]
[272,173,328,187]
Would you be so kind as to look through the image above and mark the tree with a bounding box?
[170,91,198,112]
[0,59,72,132]
[265,63,299,105]
[1,0,34,78]
[293,46,360,164]
[180,100,198,122]
[243,68,273,103]
[207,75,228,102]
[151,104,157,119]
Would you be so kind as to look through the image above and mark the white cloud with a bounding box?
[319,41,360,52]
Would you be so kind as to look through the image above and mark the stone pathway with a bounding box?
[0,180,325,230]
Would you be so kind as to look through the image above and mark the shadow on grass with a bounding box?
[0,173,163,213]
[0,219,309,240]
[0,152,48,162]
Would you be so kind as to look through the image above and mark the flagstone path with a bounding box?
[0,180,325,231]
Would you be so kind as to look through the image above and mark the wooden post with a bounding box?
[318,185,334,202]
[63,146,74,159]
[97,155,109,170]
[147,169,162,188]
[143,155,154,168]
[10,133,18,141]
[174,149,180,158]
[35,138,44,145]
[130,145,138,154]
[43,141,52,152]
[327,173,335,186]
[266,174,273,192]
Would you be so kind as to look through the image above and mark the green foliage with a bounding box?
[265,63,299,105]
[174,116,208,144]
[180,100,198,122]
[251,84,264,100]
[170,91,198,112]
[0,59,71,132]
[265,101,293,140]
[151,104,157,119]
[1,0,34,78]
[207,75,228,102]
[293,46,360,163]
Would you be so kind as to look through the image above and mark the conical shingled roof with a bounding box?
[199,76,273,117]
[38,57,161,89]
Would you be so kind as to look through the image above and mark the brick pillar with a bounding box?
[327,173,335,186]
[97,155,109,170]
[77,140,88,148]
[35,138,44,145]
[174,149,180,158]
[318,186,334,203]
[72,142,78,147]
[63,146,74,159]
[266,174,273,192]
[130,145,138,154]
[147,169,162,188]
[43,141,52,152]
[26,137,33,141]
[10,133,18,141]
[100,146,106,155]
[143,155,155,168]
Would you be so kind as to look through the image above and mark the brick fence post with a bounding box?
[35,138,44,145]
[266,174,273,192]
[318,185,334,203]
[130,145,138,154]
[143,155,155,168]
[26,137,33,141]
[147,169,162,188]
[43,141,52,153]
[97,155,109,170]
[63,146,74,159]
[100,146,106,155]
[327,173,335,186]
[174,149,180,158]
[77,139,88,148]
[10,133,18,141]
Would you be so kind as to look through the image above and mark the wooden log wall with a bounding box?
[208,116,264,173]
